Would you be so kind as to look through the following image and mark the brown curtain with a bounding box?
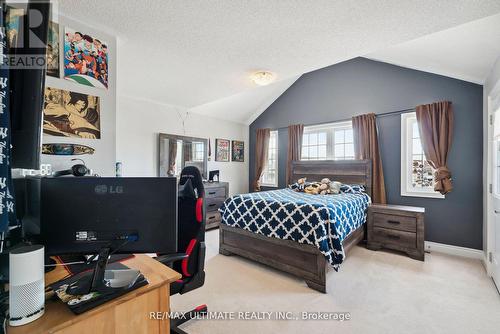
[287,124,304,184]
[168,140,177,176]
[416,101,453,195]
[184,142,193,162]
[253,128,271,191]
[352,113,386,204]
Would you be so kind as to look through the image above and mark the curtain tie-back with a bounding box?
[434,166,452,195]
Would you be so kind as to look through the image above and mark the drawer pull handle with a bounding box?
[208,203,217,207]
[387,220,400,225]
[208,192,216,195]
[208,216,216,220]
[387,234,400,240]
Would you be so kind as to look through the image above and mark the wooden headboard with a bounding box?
[290,160,372,197]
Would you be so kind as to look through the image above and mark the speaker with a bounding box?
[9,245,45,326]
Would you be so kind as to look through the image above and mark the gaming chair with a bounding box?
[156,166,207,334]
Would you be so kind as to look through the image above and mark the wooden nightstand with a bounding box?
[367,204,425,261]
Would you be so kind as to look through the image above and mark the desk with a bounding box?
[8,254,181,334]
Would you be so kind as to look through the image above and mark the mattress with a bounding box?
[219,188,371,270]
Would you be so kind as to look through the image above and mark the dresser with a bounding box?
[203,182,229,230]
[367,204,425,261]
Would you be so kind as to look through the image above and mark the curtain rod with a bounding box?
[273,107,416,131]
[376,107,415,118]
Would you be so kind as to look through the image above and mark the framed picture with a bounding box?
[5,7,24,49]
[231,140,244,162]
[46,21,60,78]
[64,27,109,89]
[43,87,101,139]
[215,139,230,162]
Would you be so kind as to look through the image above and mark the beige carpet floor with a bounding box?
[171,230,500,334]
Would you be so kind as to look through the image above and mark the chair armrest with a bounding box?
[156,253,188,265]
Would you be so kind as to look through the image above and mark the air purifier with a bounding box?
[9,245,45,326]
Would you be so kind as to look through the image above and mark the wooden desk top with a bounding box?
[8,254,181,334]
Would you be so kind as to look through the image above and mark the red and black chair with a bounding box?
[156,166,207,334]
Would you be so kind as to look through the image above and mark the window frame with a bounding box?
[260,130,279,187]
[301,121,354,161]
[400,112,444,199]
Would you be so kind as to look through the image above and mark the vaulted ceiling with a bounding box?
[368,13,500,85]
[59,1,500,123]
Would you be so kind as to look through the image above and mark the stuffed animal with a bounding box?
[290,177,308,192]
[318,178,342,195]
[292,177,342,195]
[317,178,328,195]
[304,182,320,195]
[329,181,342,194]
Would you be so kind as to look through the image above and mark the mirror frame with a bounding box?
[158,133,208,179]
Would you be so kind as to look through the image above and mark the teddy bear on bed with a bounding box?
[303,178,342,195]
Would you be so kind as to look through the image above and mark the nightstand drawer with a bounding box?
[373,213,416,232]
[206,196,225,211]
[206,187,226,198]
[372,227,416,249]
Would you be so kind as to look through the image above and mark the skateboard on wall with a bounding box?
[42,143,95,156]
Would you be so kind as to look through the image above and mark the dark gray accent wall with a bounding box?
[249,57,483,250]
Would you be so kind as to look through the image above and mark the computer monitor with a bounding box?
[40,177,177,256]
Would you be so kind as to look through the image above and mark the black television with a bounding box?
[7,0,50,169]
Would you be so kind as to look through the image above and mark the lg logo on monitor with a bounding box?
[94,185,124,195]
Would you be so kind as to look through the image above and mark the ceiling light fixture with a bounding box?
[250,71,276,86]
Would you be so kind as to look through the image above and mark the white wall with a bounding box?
[40,13,249,194]
[41,13,117,176]
[116,95,249,196]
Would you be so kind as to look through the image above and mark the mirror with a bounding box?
[158,133,208,179]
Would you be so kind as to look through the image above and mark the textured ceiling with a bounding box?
[189,75,300,125]
[368,13,500,84]
[59,0,500,122]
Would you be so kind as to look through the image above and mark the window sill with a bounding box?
[260,184,278,188]
[400,190,445,199]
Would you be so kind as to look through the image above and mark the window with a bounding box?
[401,113,444,198]
[260,130,278,187]
[192,142,204,162]
[301,121,354,160]
[302,132,327,160]
[175,139,183,175]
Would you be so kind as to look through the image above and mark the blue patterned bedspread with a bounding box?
[219,188,371,270]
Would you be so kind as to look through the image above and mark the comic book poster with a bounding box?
[215,139,230,162]
[43,87,101,139]
[64,27,109,89]
[231,140,244,162]
[5,7,24,49]
[46,21,60,77]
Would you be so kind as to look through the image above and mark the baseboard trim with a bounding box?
[424,241,484,260]
[483,254,490,274]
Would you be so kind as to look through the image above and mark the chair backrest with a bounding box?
[175,166,205,277]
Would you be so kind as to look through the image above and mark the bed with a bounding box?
[218,160,372,293]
